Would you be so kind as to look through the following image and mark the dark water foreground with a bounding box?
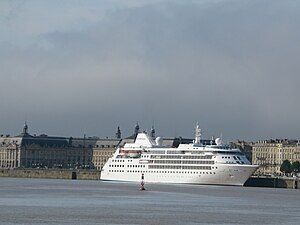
[0,178,299,225]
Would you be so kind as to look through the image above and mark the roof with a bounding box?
[20,135,69,147]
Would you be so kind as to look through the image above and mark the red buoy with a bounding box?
[140,173,146,191]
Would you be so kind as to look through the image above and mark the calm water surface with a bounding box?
[0,177,299,225]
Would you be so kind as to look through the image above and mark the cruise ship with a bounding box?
[101,124,258,186]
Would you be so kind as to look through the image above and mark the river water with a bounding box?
[0,177,299,225]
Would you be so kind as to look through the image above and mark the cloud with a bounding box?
[1,0,300,140]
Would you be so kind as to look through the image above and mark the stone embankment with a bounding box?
[245,176,299,189]
[0,168,101,180]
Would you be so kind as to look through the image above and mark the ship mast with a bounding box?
[194,122,201,144]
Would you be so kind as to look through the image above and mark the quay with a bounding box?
[0,168,101,180]
[0,169,299,189]
[245,176,299,189]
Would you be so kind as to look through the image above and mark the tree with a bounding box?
[291,161,300,173]
[280,160,292,174]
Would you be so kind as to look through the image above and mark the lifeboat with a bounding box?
[119,149,142,158]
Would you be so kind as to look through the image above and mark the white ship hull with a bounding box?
[101,163,257,186]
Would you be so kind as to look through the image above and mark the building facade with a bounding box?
[92,139,122,170]
[0,124,120,170]
[252,139,300,175]
[0,136,21,168]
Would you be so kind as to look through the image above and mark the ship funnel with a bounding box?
[155,137,163,146]
[215,138,222,146]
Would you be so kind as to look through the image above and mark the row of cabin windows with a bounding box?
[112,159,125,162]
[109,164,146,168]
[151,160,214,165]
[150,155,212,159]
[109,164,125,167]
[109,164,217,170]
[149,165,211,170]
[128,165,146,168]
[221,156,245,164]
[224,161,245,164]
[108,170,216,175]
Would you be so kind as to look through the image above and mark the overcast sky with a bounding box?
[1,0,300,141]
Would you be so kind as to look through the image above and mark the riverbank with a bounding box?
[0,168,101,180]
[0,169,298,189]
[245,176,299,189]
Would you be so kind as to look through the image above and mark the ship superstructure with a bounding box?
[101,124,258,186]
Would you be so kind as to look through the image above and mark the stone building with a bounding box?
[0,124,97,169]
[0,135,21,168]
[92,138,122,170]
[252,139,300,175]
[0,124,118,170]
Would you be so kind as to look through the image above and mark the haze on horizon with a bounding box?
[1,0,300,141]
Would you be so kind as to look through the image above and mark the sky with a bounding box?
[0,0,300,141]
